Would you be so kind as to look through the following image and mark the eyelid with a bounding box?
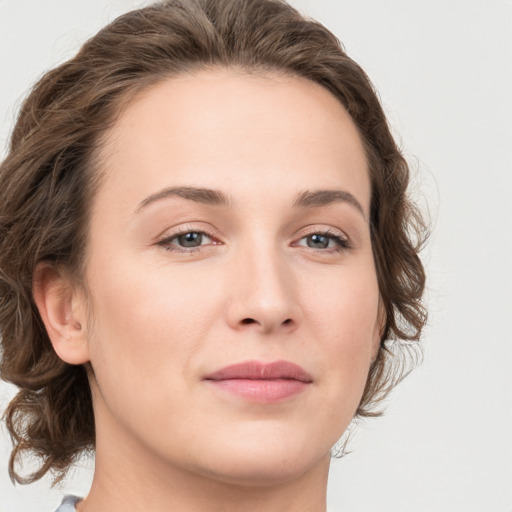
[154,223,351,254]
[297,225,349,241]
[300,225,348,240]
[156,224,220,252]
[292,226,351,252]
[156,222,217,241]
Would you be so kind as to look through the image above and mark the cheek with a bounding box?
[302,264,380,394]
[305,261,380,340]
[83,253,232,396]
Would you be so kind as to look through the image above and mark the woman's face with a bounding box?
[81,69,381,485]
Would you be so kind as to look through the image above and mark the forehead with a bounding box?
[95,68,370,215]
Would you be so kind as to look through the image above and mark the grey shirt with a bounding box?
[54,495,335,511]
[54,495,82,512]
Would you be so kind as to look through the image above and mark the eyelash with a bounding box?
[296,229,350,253]
[157,226,218,253]
[157,227,350,254]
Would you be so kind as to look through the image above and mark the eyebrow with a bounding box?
[135,186,366,218]
[135,186,229,212]
[293,189,366,218]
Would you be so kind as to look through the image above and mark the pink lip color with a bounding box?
[204,360,312,404]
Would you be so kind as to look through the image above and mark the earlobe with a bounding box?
[32,263,90,365]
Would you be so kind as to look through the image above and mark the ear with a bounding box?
[371,298,387,362]
[32,262,90,365]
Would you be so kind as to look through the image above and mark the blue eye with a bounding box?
[175,232,207,247]
[305,234,330,249]
[158,228,348,254]
[296,232,349,251]
[159,231,213,251]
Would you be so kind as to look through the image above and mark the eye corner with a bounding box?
[156,226,221,253]
[291,228,351,254]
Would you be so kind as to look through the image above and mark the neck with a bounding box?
[78,405,331,512]
[80,449,330,512]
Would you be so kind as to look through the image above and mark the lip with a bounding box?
[204,360,313,404]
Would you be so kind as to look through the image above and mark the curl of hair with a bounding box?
[0,0,427,484]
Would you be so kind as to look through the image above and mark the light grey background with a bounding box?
[1,1,511,511]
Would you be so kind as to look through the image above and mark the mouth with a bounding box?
[203,360,313,404]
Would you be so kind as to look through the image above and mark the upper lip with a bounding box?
[204,360,313,383]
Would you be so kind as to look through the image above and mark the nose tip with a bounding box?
[225,255,301,334]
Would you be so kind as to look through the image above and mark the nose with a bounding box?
[225,245,302,334]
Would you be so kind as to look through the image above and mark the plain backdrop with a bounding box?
[0,1,511,511]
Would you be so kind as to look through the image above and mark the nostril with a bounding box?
[240,318,293,327]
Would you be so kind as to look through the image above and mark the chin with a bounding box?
[197,457,326,488]
[186,428,333,488]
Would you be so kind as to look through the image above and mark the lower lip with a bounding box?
[207,379,309,403]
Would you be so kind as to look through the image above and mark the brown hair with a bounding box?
[0,0,427,485]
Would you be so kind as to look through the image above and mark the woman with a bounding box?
[0,1,427,511]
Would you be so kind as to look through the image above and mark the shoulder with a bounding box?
[54,495,82,512]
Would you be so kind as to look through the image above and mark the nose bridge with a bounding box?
[227,235,300,333]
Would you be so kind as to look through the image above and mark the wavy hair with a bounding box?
[0,0,427,484]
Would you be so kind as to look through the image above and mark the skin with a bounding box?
[34,69,382,512]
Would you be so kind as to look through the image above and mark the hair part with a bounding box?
[0,0,427,484]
